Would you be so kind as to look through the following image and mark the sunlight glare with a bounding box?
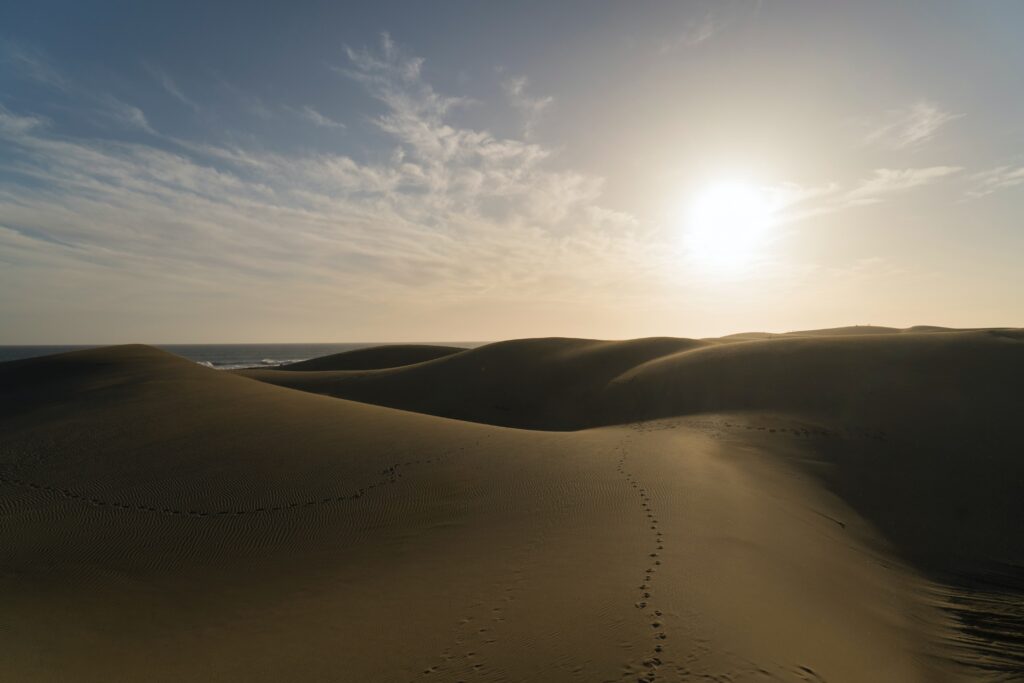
[681,180,780,274]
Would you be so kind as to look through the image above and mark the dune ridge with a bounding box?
[279,344,466,371]
[240,328,1023,433]
[240,336,710,429]
[3,334,1023,681]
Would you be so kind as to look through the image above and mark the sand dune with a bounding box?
[3,334,1023,681]
[240,329,1022,431]
[240,336,710,429]
[280,344,466,371]
[709,324,960,342]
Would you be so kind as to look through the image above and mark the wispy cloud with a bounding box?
[4,43,156,136]
[0,34,649,324]
[100,96,155,133]
[965,166,1024,199]
[864,101,962,150]
[294,105,346,129]
[770,166,962,225]
[339,32,474,141]
[502,76,553,138]
[657,1,762,54]
[2,41,70,91]
[216,79,276,120]
[659,10,719,53]
[144,63,200,111]
[0,104,46,135]
[844,166,962,205]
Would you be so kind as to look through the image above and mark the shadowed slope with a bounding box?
[604,329,1024,431]
[240,336,709,429]
[241,330,1023,433]
[280,344,466,371]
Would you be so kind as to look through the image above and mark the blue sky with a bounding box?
[2,1,1023,342]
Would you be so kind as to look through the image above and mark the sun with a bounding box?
[681,180,780,274]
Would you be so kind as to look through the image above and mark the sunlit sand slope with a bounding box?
[3,338,1022,681]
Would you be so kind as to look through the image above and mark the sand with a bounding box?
[2,329,1022,681]
[280,344,466,371]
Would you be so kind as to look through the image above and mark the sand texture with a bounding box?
[3,329,1023,681]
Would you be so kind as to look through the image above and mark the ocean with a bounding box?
[0,343,481,370]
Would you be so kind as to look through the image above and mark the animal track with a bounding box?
[0,456,444,518]
[617,429,669,682]
[696,417,890,444]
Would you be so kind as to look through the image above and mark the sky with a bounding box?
[1,0,1023,343]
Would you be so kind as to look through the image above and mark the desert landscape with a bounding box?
[2,327,1022,682]
[4,3,1024,681]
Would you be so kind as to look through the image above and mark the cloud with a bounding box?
[100,96,155,133]
[766,167,962,226]
[659,11,719,53]
[657,1,763,54]
[339,33,474,140]
[502,76,553,138]
[215,79,277,120]
[336,35,568,201]
[295,105,346,129]
[0,105,46,135]
[144,64,200,111]
[965,166,1024,199]
[844,166,962,205]
[864,101,962,150]
[0,35,649,327]
[3,43,155,135]
[2,41,70,91]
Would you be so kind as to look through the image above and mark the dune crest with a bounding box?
[280,344,466,371]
